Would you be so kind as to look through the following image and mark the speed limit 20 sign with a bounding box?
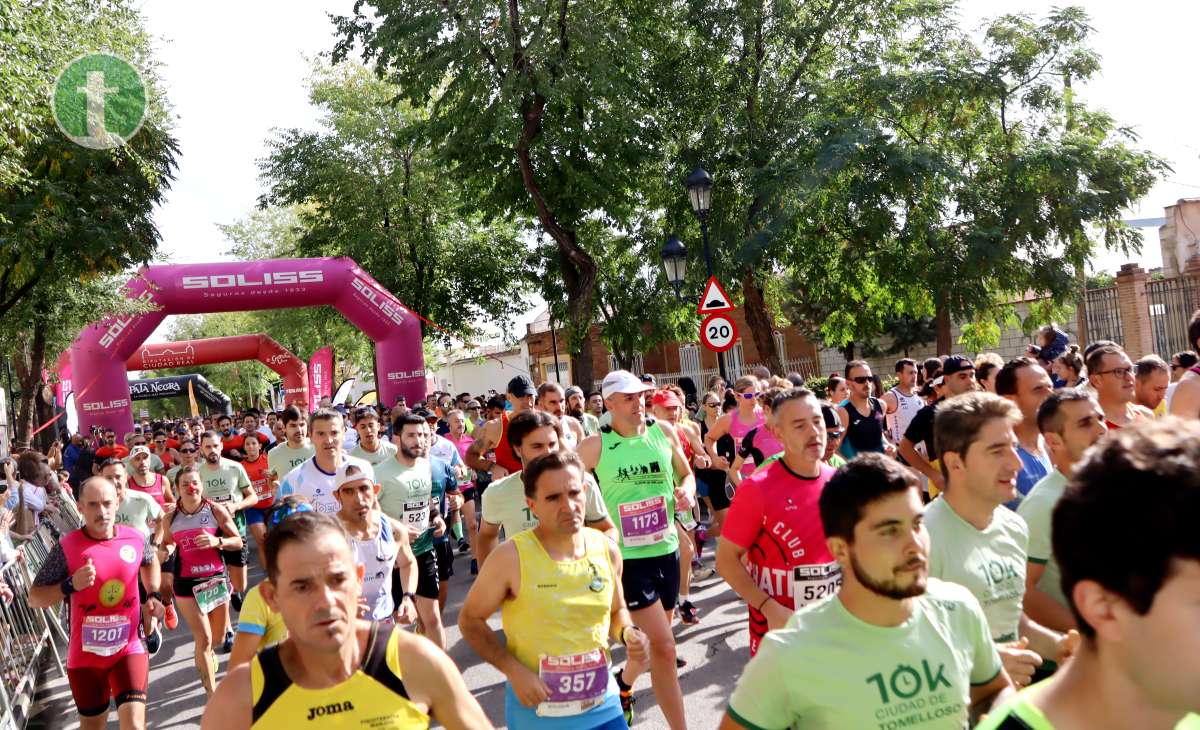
[700,313,738,353]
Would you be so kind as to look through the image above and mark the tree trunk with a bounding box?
[741,270,782,374]
[11,318,48,449]
[935,294,952,356]
[35,384,56,452]
[841,342,856,361]
[515,91,598,390]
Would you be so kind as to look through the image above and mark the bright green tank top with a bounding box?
[594,419,679,559]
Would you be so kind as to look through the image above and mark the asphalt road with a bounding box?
[28,544,752,729]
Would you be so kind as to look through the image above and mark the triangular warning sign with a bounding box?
[697,276,734,314]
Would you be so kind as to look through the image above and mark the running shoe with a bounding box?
[692,566,716,583]
[217,629,234,654]
[619,689,636,726]
[145,626,162,656]
[470,558,478,575]
[164,602,178,630]
[675,655,687,668]
[457,539,471,554]
[679,600,700,625]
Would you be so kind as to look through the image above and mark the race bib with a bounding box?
[403,499,429,528]
[194,575,231,615]
[253,480,272,500]
[794,562,843,605]
[82,614,132,657]
[617,496,670,547]
[536,649,609,717]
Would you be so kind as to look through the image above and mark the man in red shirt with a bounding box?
[218,415,246,460]
[716,387,841,655]
[94,429,130,461]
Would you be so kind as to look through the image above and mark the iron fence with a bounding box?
[0,493,79,730]
[1,530,70,730]
[1084,287,1124,346]
[1146,274,1200,358]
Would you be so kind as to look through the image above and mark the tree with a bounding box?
[781,7,1164,355]
[652,0,951,373]
[332,0,686,388]
[0,0,178,446]
[0,0,178,321]
[258,61,531,346]
[537,220,695,371]
[2,278,155,448]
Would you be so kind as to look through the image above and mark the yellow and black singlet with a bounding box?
[250,621,430,728]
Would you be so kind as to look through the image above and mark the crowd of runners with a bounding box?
[5,320,1200,729]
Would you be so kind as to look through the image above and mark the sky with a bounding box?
[138,0,1200,344]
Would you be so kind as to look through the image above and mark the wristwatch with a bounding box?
[60,576,76,597]
[402,591,416,602]
[143,591,163,604]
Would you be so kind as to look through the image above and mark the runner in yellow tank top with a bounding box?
[200,511,491,730]
[459,451,649,730]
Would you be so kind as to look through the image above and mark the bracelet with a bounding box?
[755,595,771,612]
[144,591,162,604]
[402,591,416,601]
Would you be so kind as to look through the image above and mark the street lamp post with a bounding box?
[685,167,727,385]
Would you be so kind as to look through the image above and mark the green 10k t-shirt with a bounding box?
[727,579,1001,730]
[925,497,1029,643]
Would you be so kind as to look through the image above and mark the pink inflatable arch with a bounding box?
[125,333,310,410]
[68,257,425,434]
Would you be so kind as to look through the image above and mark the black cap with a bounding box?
[942,355,975,376]
[414,409,437,420]
[507,375,536,397]
[640,374,656,385]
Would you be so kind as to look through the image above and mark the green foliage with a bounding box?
[776,6,1164,354]
[0,0,177,444]
[257,61,532,345]
[331,0,695,387]
[539,220,696,368]
[805,376,832,400]
[0,0,177,324]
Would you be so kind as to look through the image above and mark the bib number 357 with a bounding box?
[537,649,609,717]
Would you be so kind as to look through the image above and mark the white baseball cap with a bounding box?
[130,445,151,459]
[601,370,654,400]
[333,461,375,491]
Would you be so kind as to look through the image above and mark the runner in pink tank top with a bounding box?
[729,407,766,476]
[129,471,167,508]
[704,376,769,485]
[164,466,242,696]
[30,477,162,727]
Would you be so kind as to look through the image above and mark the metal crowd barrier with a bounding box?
[0,496,79,730]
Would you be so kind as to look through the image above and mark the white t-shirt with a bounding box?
[278,455,372,516]
[428,435,463,468]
